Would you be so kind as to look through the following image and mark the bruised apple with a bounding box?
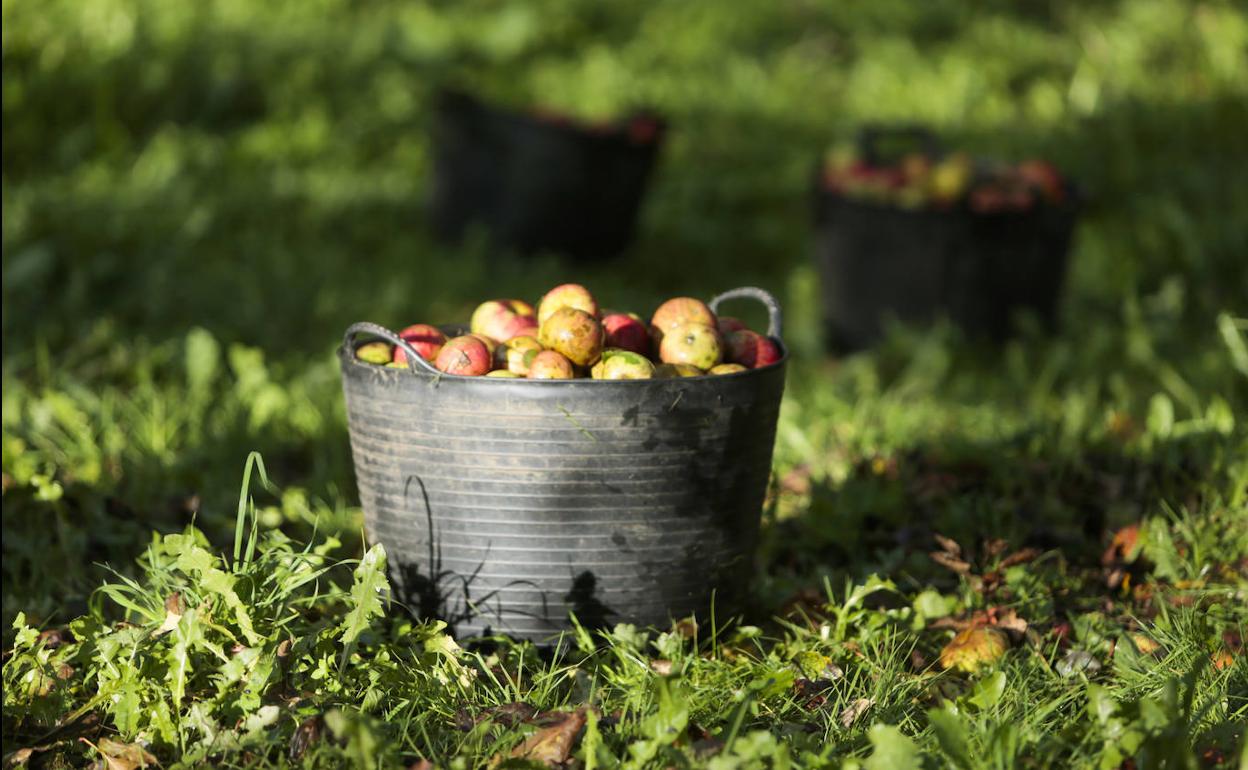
[434,336,492,376]
[538,307,604,368]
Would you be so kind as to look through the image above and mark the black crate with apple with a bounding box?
[813,125,1080,351]
[429,89,666,262]
[341,285,786,640]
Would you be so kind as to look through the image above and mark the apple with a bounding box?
[434,336,492,376]
[709,363,748,375]
[471,299,537,342]
[602,313,650,356]
[393,324,445,365]
[654,363,703,378]
[716,316,747,336]
[467,333,499,356]
[498,313,539,341]
[538,306,604,368]
[724,329,781,369]
[659,322,722,370]
[900,152,931,184]
[595,350,655,380]
[485,370,521,378]
[355,341,392,365]
[495,335,544,376]
[650,297,716,341]
[1016,160,1064,204]
[527,350,575,379]
[927,153,972,206]
[537,283,599,325]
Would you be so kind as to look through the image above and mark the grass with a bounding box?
[3,0,1248,767]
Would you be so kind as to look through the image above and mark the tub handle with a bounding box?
[709,287,783,340]
[344,322,442,375]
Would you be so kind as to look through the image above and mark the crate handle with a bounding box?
[344,322,442,375]
[709,287,783,340]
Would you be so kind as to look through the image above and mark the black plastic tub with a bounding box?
[339,288,786,641]
[813,130,1079,351]
[429,89,666,261]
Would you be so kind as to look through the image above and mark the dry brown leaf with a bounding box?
[1101,525,1142,566]
[839,698,875,729]
[152,593,184,638]
[991,608,1029,639]
[1211,649,1235,671]
[983,539,1009,559]
[408,761,434,770]
[79,738,158,770]
[929,551,972,575]
[3,748,34,767]
[508,709,587,767]
[998,548,1042,569]
[674,617,699,639]
[289,715,323,762]
[649,659,673,675]
[933,534,963,557]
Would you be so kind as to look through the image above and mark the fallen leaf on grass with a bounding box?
[939,628,1009,673]
[458,702,539,732]
[79,738,158,770]
[1101,525,1142,566]
[3,748,33,767]
[508,709,587,767]
[839,698,875,728]
[289,715,323,762]
[151,593,184,637]
[649,659,673,675]
[1211,649,1235,671]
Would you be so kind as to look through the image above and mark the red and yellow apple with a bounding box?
[393,324,445,365]
[724,329,781,369]
[434,335,492,375]
[602,313,650,356]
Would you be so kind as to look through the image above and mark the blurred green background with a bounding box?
[3,0,1247,624]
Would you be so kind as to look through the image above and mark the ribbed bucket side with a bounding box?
[341,366,785,640]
